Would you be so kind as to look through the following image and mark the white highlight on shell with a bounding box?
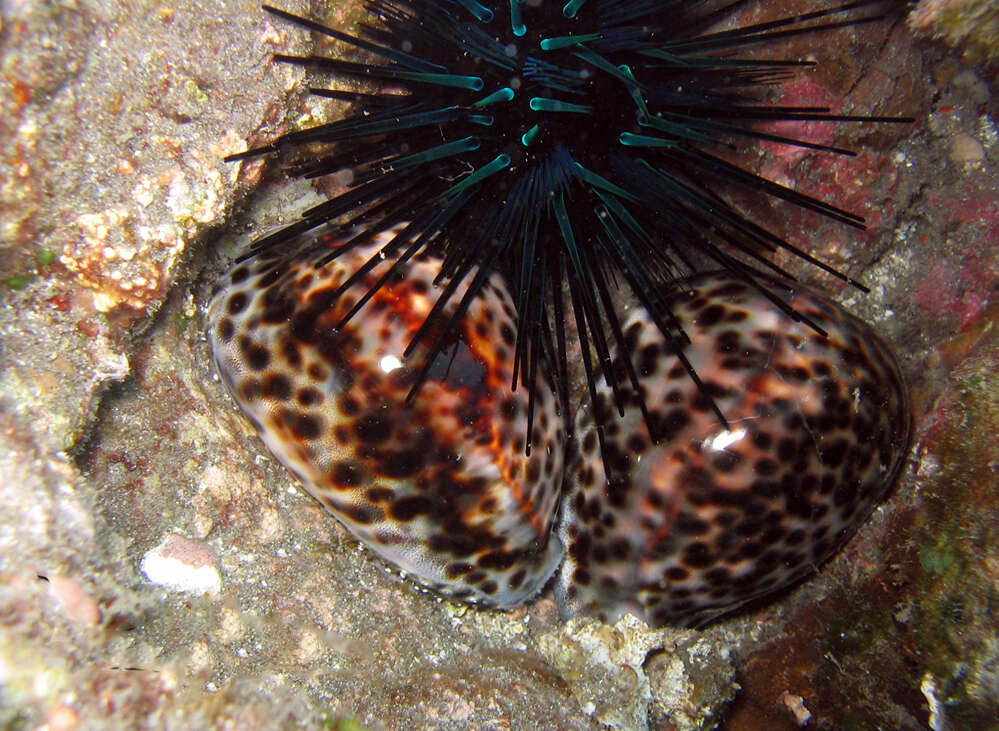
[705,428,747,452]
[379,354,403,373]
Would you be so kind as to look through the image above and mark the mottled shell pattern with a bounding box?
[557,274,910,627]
[207,232,909,626]
[208,228,565,607]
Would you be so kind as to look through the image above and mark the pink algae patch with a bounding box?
[913,192,999,330]
[929,191,999,231]
[756,79,843,173]
[912,255,990,331]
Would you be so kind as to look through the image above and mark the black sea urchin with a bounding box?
[226,0,910,451]
[209,0,913,624]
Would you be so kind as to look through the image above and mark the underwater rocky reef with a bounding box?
[0,1,997,728]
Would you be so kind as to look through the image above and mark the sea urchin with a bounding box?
[227,0,910,446]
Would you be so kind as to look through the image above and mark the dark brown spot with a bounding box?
[713,451,741,472]
[696,303,725,327]
[366,486,394,503]
[218,318,234,342]
[262,296,295,325]
[704,566,731,585]
[677,514,709,535]
[526,457,542,485]
[716,330,741,353]
[230,266,250,284]
[833,479,859,508]
[227,292,248,315]
[726,309,748,323]
[257,267,282,290]
[499,396,519,421]
[777,438,797,462]
[390,496,433,521]
[429,533,478,558]
[651,607,672,626]
[308,364,328,382]
[761,525,787,544]
[331,460,367,487]
[445,562,474,578]
[245,344,271,371]
[750,480,780,499]
[292,413,322,440]
[465,571,487,584]
[754,458,778,476]
[714,511,737,527]
[508,569,527,589]
[626,433,649,454]
[775,364,810,382]
[665,566,689,581]
[381,449,425,479]
[819,437,850,468]
[297,388,322,406]
[478,551,517,571]
[355,413,392,444]
[707,281,748,299]
[340,502,383,525]
[683,542,714,568]
[238,378,261,402]
[281,339,302,368]
[638,343,660,376]
[263,373,292,401]
[657,408,691,440]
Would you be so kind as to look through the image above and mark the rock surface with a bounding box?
[1,1,997,729]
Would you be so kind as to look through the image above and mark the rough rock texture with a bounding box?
[1,1,998,729]
[910,0,999,66]
[535,616,738,730]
